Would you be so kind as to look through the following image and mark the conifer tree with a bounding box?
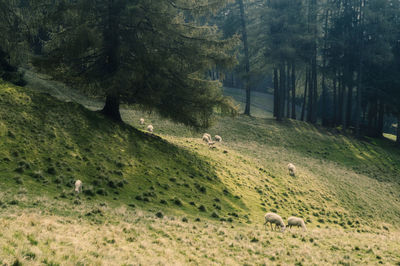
[34,0,238,127]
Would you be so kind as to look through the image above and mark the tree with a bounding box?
[34,0,238,127]
[0,0,28,85]
[237,0,252,116]
[256,0,310,121]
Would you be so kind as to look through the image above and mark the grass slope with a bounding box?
[1,80,400,265]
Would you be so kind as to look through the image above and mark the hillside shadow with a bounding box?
[1,87,248,220]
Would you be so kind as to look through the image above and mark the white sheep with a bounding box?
[288,163,296,176]
[264,212,286,232]
[215,135,222,142]
[147,125,154,133]
[139,118,145,125]
[287,216,307,231]
[207,140,216,148]
[75,180,82,193]
[202,133,212,143]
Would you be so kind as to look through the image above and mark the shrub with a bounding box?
[211,212,219,218]
[173,197,183,206]
[83,188,96,197]
[96,188,108,196]
[198,205,206,212]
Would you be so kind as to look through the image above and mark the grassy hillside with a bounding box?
[1,79,400,265]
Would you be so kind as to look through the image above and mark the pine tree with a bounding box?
[34,0,238,127]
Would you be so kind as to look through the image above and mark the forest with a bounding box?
[1,0,400,265]
[1,0,399,142]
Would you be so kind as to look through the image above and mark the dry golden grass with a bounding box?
[1,195,399,266]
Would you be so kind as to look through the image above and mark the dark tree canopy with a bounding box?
[33,0,238,127]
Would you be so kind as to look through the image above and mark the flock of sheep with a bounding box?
[74,119,304,232]
[138,117,223,148]
[264,163,305,232]
[265,212,307,232]
[202,133,222,147]
[139,118,153,133]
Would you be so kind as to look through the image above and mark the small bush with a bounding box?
[213,204,221,210]
[24,251,36,260]
[52,176,62,184]
[83,188,95,197]
[160,199,168,205]
[14,167,24,173]
[9,200,19,205]
[173,197,183,206]
[211,212,219,218]
[195,183,206,193]
[12,259,23,266]
[96,188,108,196]
[156,212,164,218]
[47,166,57,175]
[198,205,207,212]
[182,217,188,223]
[14,176,23,184]
[135,195,143,201]
[107,180,117,189]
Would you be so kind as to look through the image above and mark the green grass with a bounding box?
[223,87,274,118]
[1,79,400,264]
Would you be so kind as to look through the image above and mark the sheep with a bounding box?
[287,216,307,231]
[207,140,216,148]
[74,180,82,194]
[264,212,286,232]
[147,125,154,133]
[215,135,222,142]
[288,163,296,176]
[139,118,145,125]
[202,133,212,143]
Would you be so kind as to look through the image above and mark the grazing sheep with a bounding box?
[215,135,222,142]
[264,212,286,232]
[202,133,212,143]
[287,216,307,231]
[75,180,82,194]
[207,140,216,148]
[147,125,154,133]
[288,163,296,176]
[139,118,145,125]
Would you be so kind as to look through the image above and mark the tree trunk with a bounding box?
[311,57,318,124]
[333,75,338,126]
[321,8,329,127]
[101,0,124,122]
[310,0,318,124]
[280,65,286,119]
[301,68,309,121]
[291,63,296,119]
[238,0,251,116]
[286,63,291,118]
[273,68,279,118]
[377,101,384,137]
[341,77,347,131]
[277,65,285,121]
[355,0,364,138]
[102,94,122,121]
[346,85,353,128]
[397,114,400,146]
[307,62,313,123]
